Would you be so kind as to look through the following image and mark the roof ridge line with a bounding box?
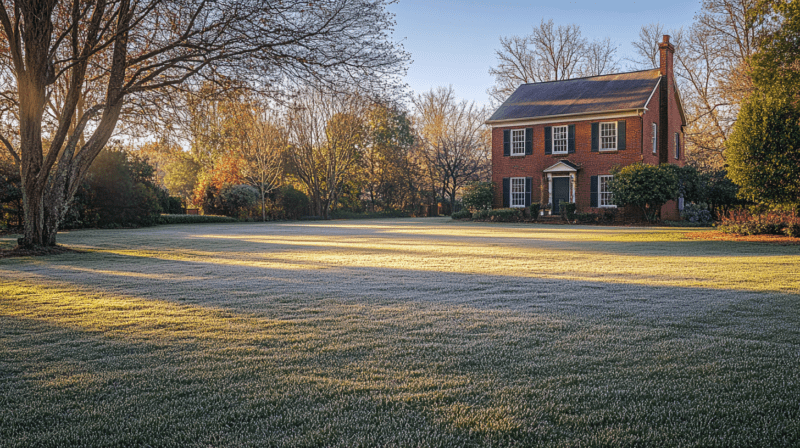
[518,68,660,86]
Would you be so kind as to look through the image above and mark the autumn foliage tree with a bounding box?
[286,88,366,219]
[228,103,285,221]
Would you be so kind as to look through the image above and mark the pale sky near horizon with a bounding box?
[388,0,702,108]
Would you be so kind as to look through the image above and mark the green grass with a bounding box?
[1,218,799,447]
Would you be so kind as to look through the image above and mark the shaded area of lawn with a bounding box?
[1,219,800,447]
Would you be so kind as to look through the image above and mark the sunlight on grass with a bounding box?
[68,223,800,294]
[1,219,799,446]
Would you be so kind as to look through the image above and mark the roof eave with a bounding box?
[485,108,645,127]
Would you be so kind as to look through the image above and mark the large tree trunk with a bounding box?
[20,177,46,248]
[261,185,267,222]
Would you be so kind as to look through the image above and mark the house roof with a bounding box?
[486,69,662,124]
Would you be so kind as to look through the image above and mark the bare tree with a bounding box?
[488,20,620,104]
[628,23,683,69]
[229,103,285,222]
[413,86,490,207]
[630,1,773,169]
[0,0,408,248]
[530,20,587,81]
[286,88,365,219]
[583,38,621,77]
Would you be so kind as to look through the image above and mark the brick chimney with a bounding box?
[658,35,674,164]
[659,35,674,78]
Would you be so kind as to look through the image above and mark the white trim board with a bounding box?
[487,109,641,129]
[643,77,661,111]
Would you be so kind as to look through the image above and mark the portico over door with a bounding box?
[543,160,578,215]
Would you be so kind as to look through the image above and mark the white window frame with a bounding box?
[598,175,615,208]
[510,129,526,156]
[651,123,657,154]
[600,122,617,151]
[552,125,568,154]
[510,177,526,208]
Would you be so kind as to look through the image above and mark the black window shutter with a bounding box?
[544,126,552,155]
[503,130,510,156]
[590,175,598,207]
[617,121,626,150]
[568,124,575,153]
[525,177,532,207]
[502,178,510,208]
[591,123,599,152]
[525,128,533,155]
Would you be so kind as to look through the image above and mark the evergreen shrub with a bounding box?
[529,203,541,220]
[472,208,523,222]
[451,210,472,219]
[680,202,713,226]
[462,182,494,212]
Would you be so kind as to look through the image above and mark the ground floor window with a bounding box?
[510,177,526,208]
[598,175,615,207]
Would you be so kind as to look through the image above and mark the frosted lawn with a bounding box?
[1,218,799,447]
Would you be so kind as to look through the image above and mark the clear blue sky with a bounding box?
[388,0,702,107]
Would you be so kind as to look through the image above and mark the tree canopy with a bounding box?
[608,163,679,223]
[725,87,800,207]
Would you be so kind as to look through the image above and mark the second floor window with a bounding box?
[552,125,568,154]
[600,122,617,151]
[511,129,525,156]
[652,123,657,154]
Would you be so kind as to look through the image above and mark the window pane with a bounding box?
[510,178,526,207]
[652,123,657,154]
[553,125,568,153]
[599,175,614,207]
[600,122,616,150]
[511,129,525,155]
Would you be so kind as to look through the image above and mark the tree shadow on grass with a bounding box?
[3,250,800,344]
[2,266,800,447]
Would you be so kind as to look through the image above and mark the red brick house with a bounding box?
[487,36,686,220]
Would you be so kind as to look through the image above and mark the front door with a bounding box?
[552,177,570,214]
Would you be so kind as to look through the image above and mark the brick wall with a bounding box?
[492,115,645,213]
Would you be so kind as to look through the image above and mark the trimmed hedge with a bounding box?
[472,208,524,222]
[561,202,577,221]
[575,212,600,224]
[330,210,412,220]
[451,210,472,220]
[157,214,238,225]
[529,203,541,220]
